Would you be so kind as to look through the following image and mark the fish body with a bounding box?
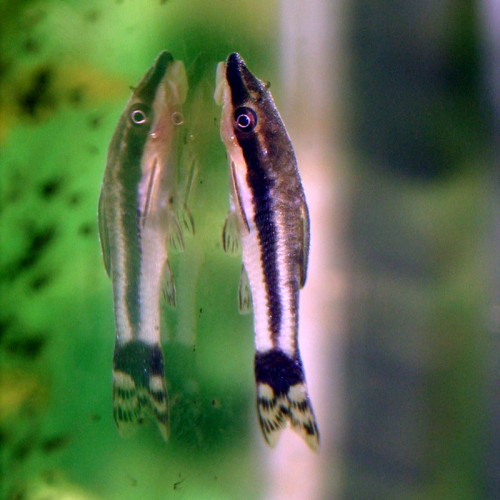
[98,51,190,440]
[215,53,319,450]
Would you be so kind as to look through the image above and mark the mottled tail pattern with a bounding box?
[255,349,319,451]
[112,341,169,440]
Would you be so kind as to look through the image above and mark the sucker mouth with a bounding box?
[225,53,252,108]
[135,51,174,104]
[227,52,244,70]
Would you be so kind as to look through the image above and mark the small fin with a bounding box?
[255,349,319,451]
[287,382,319,451]
[113,341,169,441]
[256,383,288,448]
[177,205,195,235]
[168,215,185,251]
[222,209,240,255]
[173,147,196,239]
[98,190,111,276]
[141,158,160,228]
[112,370,141,438]
[298,200,310,288]
[162,259,176,307]
[238,265,252,314]
[167,149,195,247]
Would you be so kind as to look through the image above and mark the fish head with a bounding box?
[135,52,187,174]
[214,53,290,176]
[104,51,188,225]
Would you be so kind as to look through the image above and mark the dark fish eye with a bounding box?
[129,105,149,127]
[234,107,257,133]
[171,111,184,126]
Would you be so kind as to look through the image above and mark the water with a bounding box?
[0,1,286,498]
[1,1,495,499]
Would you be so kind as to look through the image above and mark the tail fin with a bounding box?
[112,341,169,440]
[255,349,319,451]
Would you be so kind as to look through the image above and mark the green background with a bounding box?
[0,0,497,499]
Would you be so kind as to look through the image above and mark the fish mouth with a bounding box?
[226,52,245,75]
[226,52,267,108]
[134,51,175,105]
[225,52,253,107]
[213,53,244,107]
[215,53,264,108]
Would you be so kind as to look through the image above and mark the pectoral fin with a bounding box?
[98,190,111,276]
[162,259,176,307]
[170,155,196,247]
[298,200,310,289]
[168,214,185,251]
[222,209,241,255]
[238,265,252,314]
[177,205,195,236]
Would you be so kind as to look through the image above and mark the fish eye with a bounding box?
[171,111,184,126]
[129,105,149,127]
[234,107,257,133]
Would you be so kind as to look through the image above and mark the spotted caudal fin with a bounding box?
[255,349,319,451]
[112,341,169,440]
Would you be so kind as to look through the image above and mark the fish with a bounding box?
[98,51,193,440]
[214,53,319,450]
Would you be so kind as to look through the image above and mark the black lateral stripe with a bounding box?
[116,121,149,334]
[239,135,281,341]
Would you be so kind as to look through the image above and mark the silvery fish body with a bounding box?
[214,53,319,450]
[98,51,192,440]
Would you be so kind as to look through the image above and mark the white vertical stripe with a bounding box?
[137,223,167,344]
[275,210,296,357]
[232,153,275,353]
[241,229,274,353]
